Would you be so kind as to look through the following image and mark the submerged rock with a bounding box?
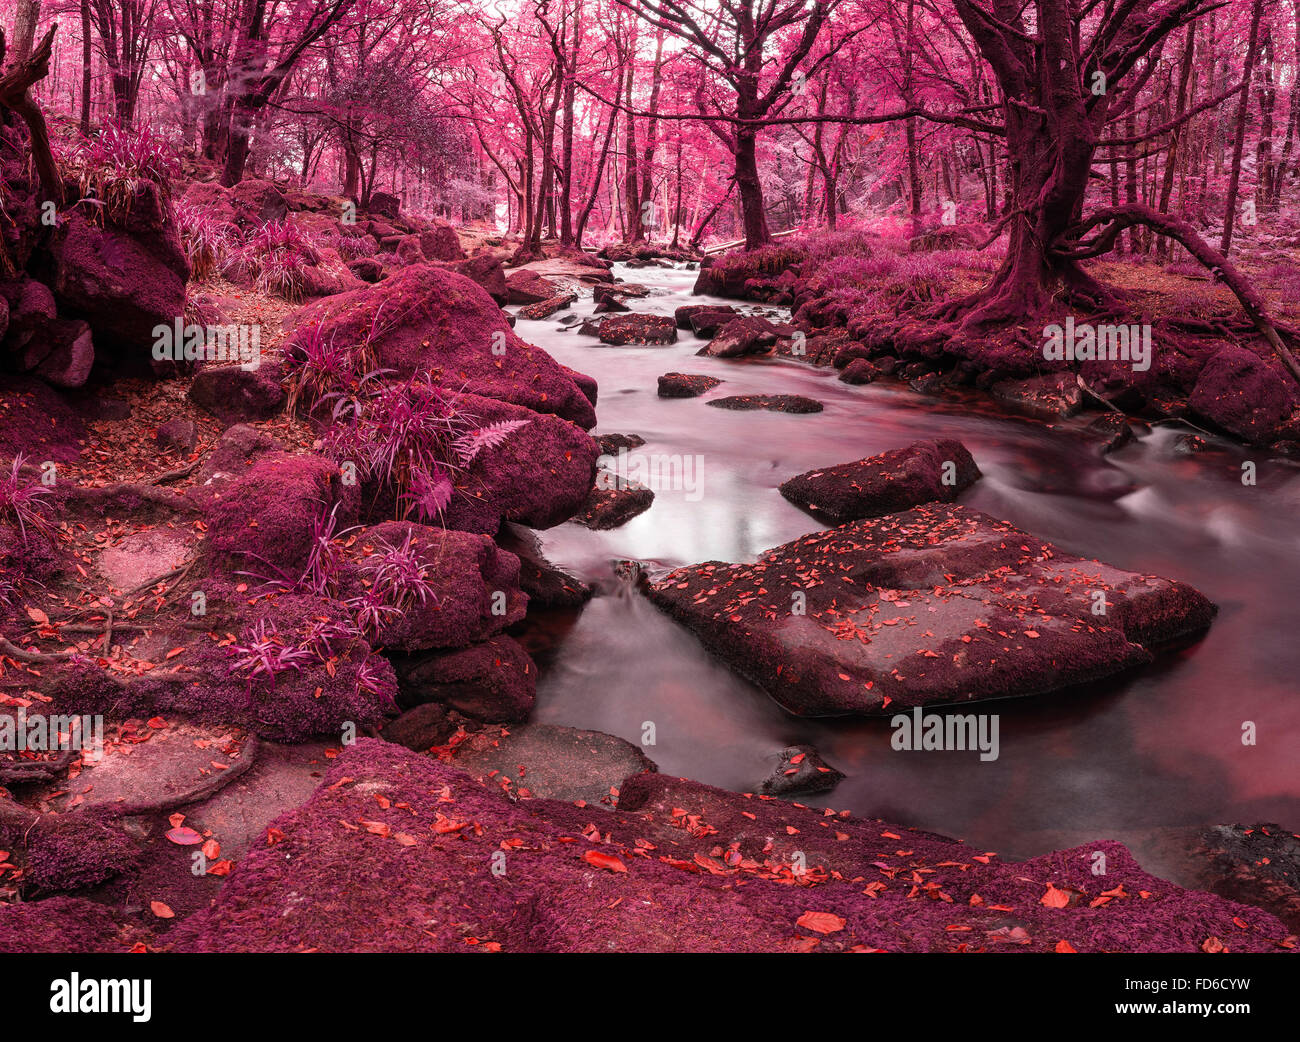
[675,303,740,332]
[839,358,881,384]
[707,394,823,413]
[1084,412,1135,454]
[518,294,576,320]
[592,432,646,454]
[990,373,1083,420]
[496,522,592,608]
[757,745,844,797]
[658,372,722,398]
[573,470,655,529]
[647,503,1215,716]
[779,439,980,524]
[701,316,783,357]
[169,740,1292,952]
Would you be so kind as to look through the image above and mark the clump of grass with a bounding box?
[175,201,235,280]
[336,232,378,260]
[800,248,949,316]
[67,120,178,220]
[0,455,53,546]
[226,619,316,693]
[238,501,356,598]
[711,243,809,279]
[229,219,321,301]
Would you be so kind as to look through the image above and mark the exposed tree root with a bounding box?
[0,637,83,664]
[1055,203,1300,384]
[0,26,63,206]
[149,460,200,486]
[0,748,74,785]
[105,736,260,818]
[0,736,259,868]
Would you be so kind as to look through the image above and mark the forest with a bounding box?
[0,0,1296,973]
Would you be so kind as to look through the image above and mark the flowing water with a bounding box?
[511,262,1300,866]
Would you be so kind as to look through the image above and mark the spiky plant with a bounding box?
[232,219,322,302]
[226,619,316,694]
[68,120,178,220]
[359,530,439,613]
[174,202,234,281]
[0,455,54,546]
[236,501,357,597]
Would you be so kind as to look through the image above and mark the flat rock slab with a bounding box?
[513,256,615,287]
[597,314,678,345]
[450,724,657,806]
[658,373,722,398]
[991,373,1083,420]
[94,525,197,591]
[707,394,823,413]
[24,719,254,814]
[170,740,1290,952]
[779,439,980,524]
[647,503,1215,715]
[518,294,576,320]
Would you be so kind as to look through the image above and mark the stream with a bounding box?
[510,262,1300,871]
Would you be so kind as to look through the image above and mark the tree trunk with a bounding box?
[1220,0,1265,256]
[11,0,41,63]
[623,44,641,242]
[221,95,256,186]
[960,102,1098,328]
[735,129,770,249]
[79,0,91,134]
[1156,26,1196,259]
